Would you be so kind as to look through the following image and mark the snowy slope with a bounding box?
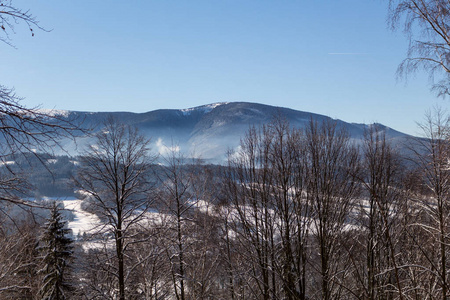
[52,102,412,163]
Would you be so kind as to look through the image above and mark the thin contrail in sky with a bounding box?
[328,52,369,55]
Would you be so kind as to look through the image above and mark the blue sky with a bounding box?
[0,0,446,135]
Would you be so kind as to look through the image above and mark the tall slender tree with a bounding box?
[225,125,277,300]
[38,202,73,300]
[406,109,450,299]
[267,118,310,300]
[75,117,153,300]
[157,151,198,300]
[356,126,405,299]
[305,119,360,300]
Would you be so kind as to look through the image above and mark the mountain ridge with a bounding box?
[51,102,411,162]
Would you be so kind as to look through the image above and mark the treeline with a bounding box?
[0,114,448,299]
[0,152,78,199]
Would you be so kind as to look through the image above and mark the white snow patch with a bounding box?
[36,109,70,118]
[180,102,228,115]
[195,200,212,214]
[61,199,102,237]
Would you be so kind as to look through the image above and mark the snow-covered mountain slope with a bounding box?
[52,102,411,163]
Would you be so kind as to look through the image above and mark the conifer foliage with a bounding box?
[39,203,73,300]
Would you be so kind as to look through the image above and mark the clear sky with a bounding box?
[0,0,446,135]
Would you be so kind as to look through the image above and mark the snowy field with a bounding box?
[55,195,365,252]
[61,199,102,238]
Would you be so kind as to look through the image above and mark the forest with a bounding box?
[1,0,450,299]
[0,113,447,300]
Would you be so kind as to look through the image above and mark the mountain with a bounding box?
[54,102,411,163]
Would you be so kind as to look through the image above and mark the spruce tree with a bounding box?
[39,202,73,300]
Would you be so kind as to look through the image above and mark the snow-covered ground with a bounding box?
[61,199,102,238]
[58,195,364,253]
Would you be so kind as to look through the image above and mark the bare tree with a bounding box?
[267,118,311,300]
[352,125,406,299]
[304,119,360,300]
[215,193,241,300]
[389,0,450,96]
[0,89,83,207]
[184,165,225,299]
[225,125,278,300]
[75,117,153,300]
[0,0,43,46]
[126,226,171,299]
[0,54,83,210]
[0,1,82,207]
[0,211,41,299]
[404,108,450,299]
[0,2,80,171]
[156,150,198,300]
[224,118,313,299]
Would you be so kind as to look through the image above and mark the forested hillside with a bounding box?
[0,0,449,299]
[1,115,448,299]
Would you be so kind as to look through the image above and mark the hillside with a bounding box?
[53,102,410,162]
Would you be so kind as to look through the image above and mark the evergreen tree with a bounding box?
[39,202,73,300]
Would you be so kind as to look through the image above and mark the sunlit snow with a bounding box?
[180,102,228,115]
[61,199,102,237]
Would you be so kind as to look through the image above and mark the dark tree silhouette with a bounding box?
[39,202,73,300]
[75,117,153,300]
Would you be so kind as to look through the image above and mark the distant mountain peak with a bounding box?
[36,109,70,118]
[44,101,411,163]
[180,102,229,115]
